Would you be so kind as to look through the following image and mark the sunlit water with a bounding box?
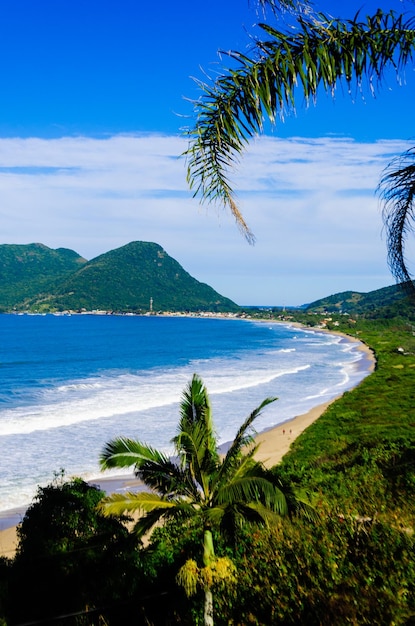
[0,314,372,514]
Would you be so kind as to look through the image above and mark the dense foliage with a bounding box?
[1,317,415,624]
[0,243,86,311]
[2,477,140,625]
[0,241,239,313]
[303,282,415,319]
[99,374,290,626]
[42,241,239,313]
[218,515,415,625]
[277,317,415,516]
[137,316,415,624]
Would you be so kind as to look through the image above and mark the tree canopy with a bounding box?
[7,476,137,625]
[100,373,290,625]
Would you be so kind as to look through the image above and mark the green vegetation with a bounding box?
[304,282,415,319]
[0,243,86,311]
[241,281,415,322]
[2,239,413,316]
[277,316,415,517]
[2,240,413,317]
[0,241,239,313]
[3,0,415,618]
[2,475,139,625]
[1,315,414,624]
[99,374,291,626]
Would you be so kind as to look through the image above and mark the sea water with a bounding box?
[0,314,371,515]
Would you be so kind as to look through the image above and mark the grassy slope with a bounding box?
[277,316,415,523]
[141,316,415,624]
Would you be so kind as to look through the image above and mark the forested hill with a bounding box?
[0,241,240,313]
[304,282,414,318]
[0,243,87,309]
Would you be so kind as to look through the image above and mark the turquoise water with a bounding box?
[0,314,371,513]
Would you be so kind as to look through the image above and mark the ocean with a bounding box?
[0,313,371,517]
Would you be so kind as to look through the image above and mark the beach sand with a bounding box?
[0,332,375,559]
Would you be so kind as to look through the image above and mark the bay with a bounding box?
[0,313,371,514]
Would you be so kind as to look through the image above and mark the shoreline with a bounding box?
[0,398,337,559]
[0,327,376,558]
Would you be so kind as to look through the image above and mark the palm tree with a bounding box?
[185,1,415,293]
[99,373,289,626]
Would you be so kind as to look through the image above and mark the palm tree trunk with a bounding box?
[203,529,215,626]
[204,587,214,626]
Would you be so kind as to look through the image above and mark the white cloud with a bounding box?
[0,133,412,305]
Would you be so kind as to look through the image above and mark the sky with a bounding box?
[0,0,414,306]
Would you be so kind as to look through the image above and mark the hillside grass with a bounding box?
[138,315,415,624]
[277,316,415,523]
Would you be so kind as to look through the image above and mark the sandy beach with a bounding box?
[0,333,375,559]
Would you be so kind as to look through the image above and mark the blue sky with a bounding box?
[0,0,414,305]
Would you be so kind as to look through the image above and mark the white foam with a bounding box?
[0,361,313,436]
[0,323,372,513]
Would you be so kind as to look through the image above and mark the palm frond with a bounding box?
[219,397,277,482]
[174,427,219,500]
[264,465,319,519]
[133,502,197,537]
[100,437,198,498]
[173,374,220,497]
[138,458,200,499]
[378,147,415,295]
[185,10,415,240]
[216,474,288,515]
[254,0,312,15]
[242,501,287,524]
[98,491,176,517]
[175,374,218,460]
[132,507,169,538]
[215,446,259,497]
[100,437,170,471]
[289,496,320,522]
[177,373,210,428]
[207,502,280,546]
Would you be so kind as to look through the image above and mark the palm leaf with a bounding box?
[133,501,197,537]
[177,373,210,428]
[378,148,415,294]
[206,502,280,545]
[241,501,287,524]
[100,437,171,471]
[98,491,176,516]
[174,427,218,500]
[138,459,199,500]
[131,506,170,538]
[185,10,415,244]
[218,397,277,483]
[175,374,218,461]
[289,496,320,522]
[255,0,312,16]
[100,437,198,498]
[264,466,319,520]
[215,474,288,515]
[173,374,220,497]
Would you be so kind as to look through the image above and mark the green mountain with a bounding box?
[0,243,87,310]
[2,241,239,313]
[304,282,414,318]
